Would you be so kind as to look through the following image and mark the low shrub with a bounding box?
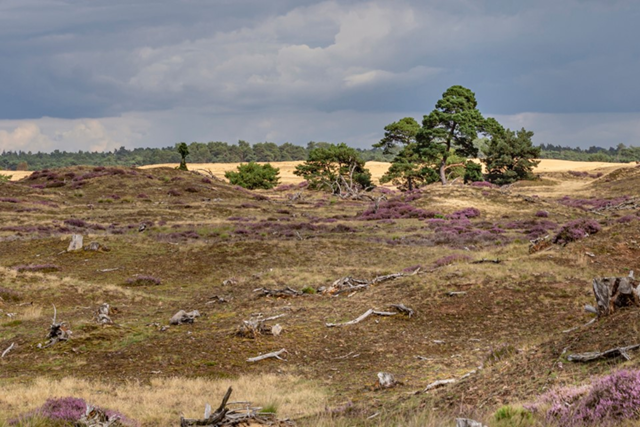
[433,254,471,267]
[13,264,60,273]
[125,275,162,286]
[553,219,601,245]
[11,396,136,426]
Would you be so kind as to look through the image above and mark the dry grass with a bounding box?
[0,375,327,426]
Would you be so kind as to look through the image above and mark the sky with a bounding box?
[1,0,640,153]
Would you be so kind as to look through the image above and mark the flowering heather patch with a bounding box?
[558,195,629,210]
[137,193,149,199]
[535,210,549,217]
[155,230,200,242]
[376,186,395,194]
[446,207,481,220]
[64,218,87,228]
[540,370,640,426]
[93,166,105,172]
[201,177,213,184]
[470,181,496,188]
[360,198,440,221]
[617,215,637,223]
[568,170,603,179]
[126,275,162,286]
[239,203,260,209]
[433,254,471,267]
[553,218,601,245]
[170,176,183,182]
[253,194,269,201]
[45,181,65,188]
[185,186,198,193]
[14,264,60,273]
[30,184,45,189]
[0,197,20,203]
[331,224,357,233]
[167,189,181,197]
[275,183,297,191]
[13,396,137,426]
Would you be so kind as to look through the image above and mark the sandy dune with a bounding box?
[2,159,636,183]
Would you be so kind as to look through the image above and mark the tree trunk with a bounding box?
[439,157,447,185]
[407,176,413,191]
[593,275,640,316]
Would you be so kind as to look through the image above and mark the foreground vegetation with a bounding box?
[1,161,640,425]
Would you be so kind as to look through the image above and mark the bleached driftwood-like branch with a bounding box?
[246,348,288,363]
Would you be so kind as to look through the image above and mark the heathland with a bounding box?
[1,159,640,426]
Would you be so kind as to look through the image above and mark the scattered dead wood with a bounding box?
[325,308,397,328]
[205,295,228,305]
[96,267,122,273]
[246,348,288,363]
[377,372,397,389]
[222,278,237,286]
[471,258,502,264]
[567,344,640,362]
[180,386,290,426]
[322,270,411,295]
[236,314,286,338]
[67,234,83,251]
[96,303,113,324]
[591,196,640,213]
[529,235,551,254]
[170,310,200,325]
[42,304,71,347]
[592,273,639,316]
[389,303,415,317]
[1,342,14,358]
[84,241,110,252]
[254,287,302,298]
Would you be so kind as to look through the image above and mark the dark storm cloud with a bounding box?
[1,0,640,151]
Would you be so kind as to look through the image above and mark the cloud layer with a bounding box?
[1,0,639,151]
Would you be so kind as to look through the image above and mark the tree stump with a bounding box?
[593,274,640,316]
[68,234,83,251]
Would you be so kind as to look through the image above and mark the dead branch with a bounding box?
[170,310,200,325]
[424,378,456,392]
[325,308,396,328]
[323,271,409,295]
[83,241,110,252]
[567,344,640,362]
[180,386,232,427]
[389,303,415,317]
[78,404,122,427]
[529,235,552,254]
[591,196,640,213]
[246,348,288,363]
[562,317,596,334]
[471,258,502,264]
[1,342,14,358]
[254,287,302,298]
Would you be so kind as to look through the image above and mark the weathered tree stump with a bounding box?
[67,234,84,251]
[593,274,639,316]
[170,310,200,325]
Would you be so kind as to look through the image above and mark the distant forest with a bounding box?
[1,140,639,171]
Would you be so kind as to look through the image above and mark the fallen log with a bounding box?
[246,348,288,363]
[592,272,639,316]
[236,314,286,338]
[567,344,640,362]
[325,309,396,327]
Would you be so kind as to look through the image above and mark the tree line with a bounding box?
[0,141,393,171]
